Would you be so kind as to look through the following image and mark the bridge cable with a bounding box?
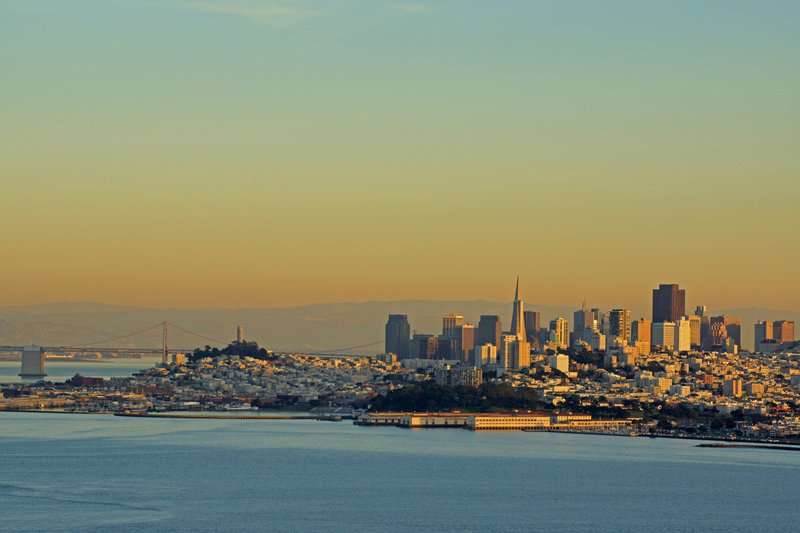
[168,323,228,346]
[59,322,165,349]
[318,340,383,353]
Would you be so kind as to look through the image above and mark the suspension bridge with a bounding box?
[0,321,384,374]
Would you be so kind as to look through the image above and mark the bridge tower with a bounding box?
[162,321,169,364]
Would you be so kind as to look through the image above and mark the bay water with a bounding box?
[1,412,798,532]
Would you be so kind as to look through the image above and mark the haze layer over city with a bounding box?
[3,3,800,532]
[1,1,799,315]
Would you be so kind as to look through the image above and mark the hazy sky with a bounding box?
[2,1,798,312]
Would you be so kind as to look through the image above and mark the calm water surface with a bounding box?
[1,412,798,532]
[0,359,159,384]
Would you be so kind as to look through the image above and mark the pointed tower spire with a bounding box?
[510,277,525,339]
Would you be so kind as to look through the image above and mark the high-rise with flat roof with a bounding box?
[609,309,631,343]
[652,284,685,323]
[385,314,410,358]
[549,317,569,350]
[774,321,795,344]
[755,320,795,351]
[687,315,701,348]
[523,311,540,344]
[754,321,773,352]
[573,308,593,344]
[454,324,476,365]
[477,315,502,348]
[675,317,692,352]
[631,318,651,347]
[442,314,464,338]
[711,316,741,348]
[652,322,675,350]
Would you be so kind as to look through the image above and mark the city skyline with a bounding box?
[2,1,799,311]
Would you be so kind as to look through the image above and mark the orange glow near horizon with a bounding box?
[1,2,798,312]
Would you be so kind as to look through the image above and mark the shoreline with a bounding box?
[3,410,799,448]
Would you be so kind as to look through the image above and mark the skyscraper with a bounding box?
[409,334,438,359]
[385,314,410,358]
[755,320,795,351]
[652,322,675,350]
[573,307,593,344]
[609,309,631,343]
[442,314,464,338]
[711,316,741,348]
[754,321,773,352]
[523,311,540,344]
[477,315,502,348]
[501,277,529,370]
[549,318,569,350]
[652,284,685,323]
[687,315,701,348]
[774,320,795,344]
[509,277,525,340]
[675,317,691,352]
[631,317,651,355]
[454,324,475,365]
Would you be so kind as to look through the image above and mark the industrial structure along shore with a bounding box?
[356,411,633,431]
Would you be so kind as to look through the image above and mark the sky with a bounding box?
[1,0,799,313]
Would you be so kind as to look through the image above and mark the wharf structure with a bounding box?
[357,411,633,431]
[19,346,46,379]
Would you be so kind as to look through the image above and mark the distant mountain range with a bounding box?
[0,301,797,353]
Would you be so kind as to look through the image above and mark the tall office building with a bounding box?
[631,318,652,346]
[755,320,795,351]
[652,284,685,323]
[774,321,795,344]
[500,278,530,370]
[711,316,741,348]
[385,314,410,358]
[652,322,675,350]
[549,318,570,350]
[442,314,464,337]
[687,315,702,348]
[523,311,540,344]
[509,277,526,339]
[710,322,728,347]
[674,317,691,352]
[754,321,773,352]
[409,334,438,359]
[454,324,476,365]
[608,309,631,343]
[573,308,594,344]
[477,315,502,348]
[591,308,607,335]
